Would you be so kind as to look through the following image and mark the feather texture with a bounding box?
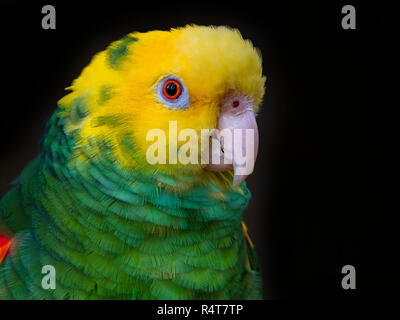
[0,25,264,299]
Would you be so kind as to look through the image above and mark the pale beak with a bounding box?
[204,95,259,186]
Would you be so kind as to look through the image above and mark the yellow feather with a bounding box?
[58,25,266,183]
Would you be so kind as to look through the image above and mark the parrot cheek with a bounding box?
[204,95,259,186]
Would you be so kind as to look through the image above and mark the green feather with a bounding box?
[0,94,262,300]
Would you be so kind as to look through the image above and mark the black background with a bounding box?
[0,0,398,299]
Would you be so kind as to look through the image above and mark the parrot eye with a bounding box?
[163,79,181,100]
[156,75,190,110]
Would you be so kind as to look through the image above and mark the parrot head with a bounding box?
[58,25,266,188]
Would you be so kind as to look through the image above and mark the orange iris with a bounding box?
[162,79,182,99]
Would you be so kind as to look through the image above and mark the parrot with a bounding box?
[0,25,266,300]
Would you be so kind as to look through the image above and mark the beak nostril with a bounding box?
[232,100,240,108]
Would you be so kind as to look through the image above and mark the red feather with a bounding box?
[0,234,11,264]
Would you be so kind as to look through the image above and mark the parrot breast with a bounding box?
[0,110,261,299]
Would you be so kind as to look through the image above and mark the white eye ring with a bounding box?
[156,75,190,110]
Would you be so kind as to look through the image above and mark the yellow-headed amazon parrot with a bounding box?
[0,25,266,299]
